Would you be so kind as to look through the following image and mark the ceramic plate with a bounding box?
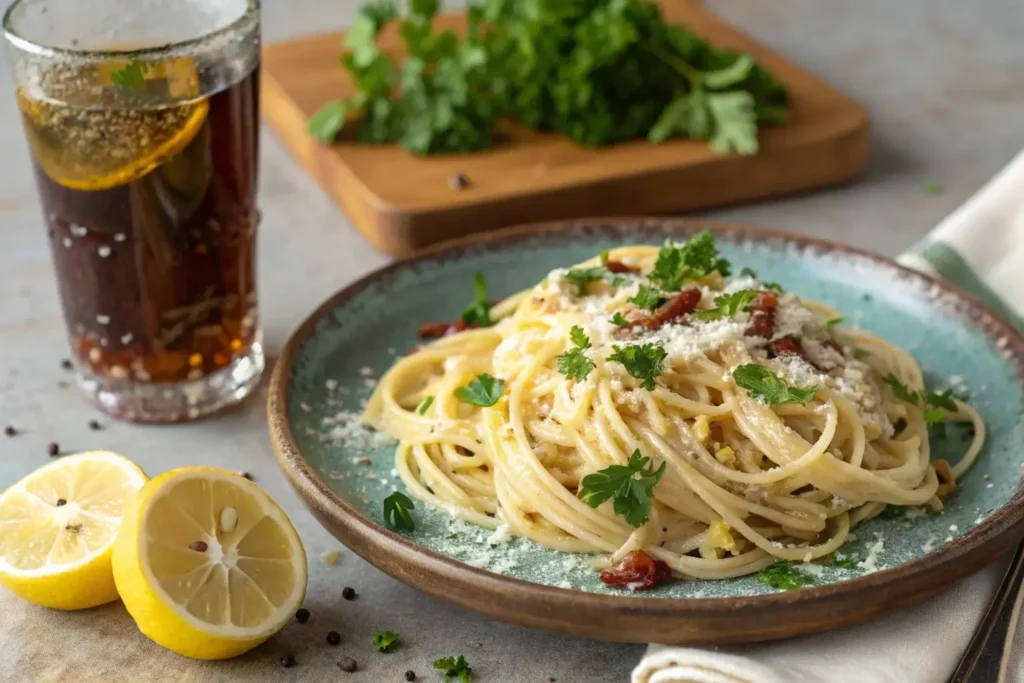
[269,219,1024,644]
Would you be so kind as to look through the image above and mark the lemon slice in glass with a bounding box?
[0,450,148,610]
[17,56,208,192]
[112,467,307,660]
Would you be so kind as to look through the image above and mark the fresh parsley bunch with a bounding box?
[309,0,788,155]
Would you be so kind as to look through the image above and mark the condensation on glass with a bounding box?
[4,0,263,422]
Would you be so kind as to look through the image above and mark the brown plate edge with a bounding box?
[268,217,1024,644]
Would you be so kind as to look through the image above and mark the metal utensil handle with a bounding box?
[950,541,1024,683]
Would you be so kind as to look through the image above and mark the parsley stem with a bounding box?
[646,43,703,87]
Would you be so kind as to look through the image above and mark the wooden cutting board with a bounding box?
[262,1,870,257]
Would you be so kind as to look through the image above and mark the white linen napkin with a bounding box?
[633,149,1024,683]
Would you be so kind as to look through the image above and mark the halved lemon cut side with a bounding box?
[112,467,307,660]
[0,450,148,610]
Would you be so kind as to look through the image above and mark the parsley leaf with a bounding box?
[416,396,434,415]
[824,317,844,329]
[557,326,595,382]
[732,364,817,405]
[924,180,943,196]
[569,325,591,349]
[461,272,493,327]
[649,231,731,291]
[565,267,606,293]
[740,266,758,278]
[383,491,416,532]
[373,630,401,652]
[756,562,815,591]
[600,249,610,266]
[883,374,921,404]
[610,312,630,327]
[695,289,758,320]
[455,373,504,407]
[577,450,667,528]
[110,58,147,91]
[853,348,871,360]
[608,343,667,391]
[925,389,958,411]
[628,285,663,311]
[883,375,959,433]
[308,99,351,141]
[434,655,472,682]
[763,281,783,293]
[707,91,758,155]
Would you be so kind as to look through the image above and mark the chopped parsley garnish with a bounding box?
[383,491,416,532]
[740,266,758,278]
[732,364,817,405]
[608,343,667,390]
[883,375,959,433]
[416,396,434,415]
[853,348,871,360]
[610,312,630,327]
[763,281,783,293]
[461,272,493,327]
[600,249,610,266]
[824,317,844,328]
[570,325,591,349]
[649,231,731,291]
[829,552,859,569]
[434,655,473,682]
[924,180,943,196]
[628,285,663,311]
[110,58,147,91]
[755,562,815,591]
[883,374,920,403]
[695,289,759,320]
[556,326,595,382]
[455,373,505,407]
[565,267,606,293]
[577,450,666,528]
[372,630,401,652]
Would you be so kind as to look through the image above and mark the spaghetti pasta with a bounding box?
[364,238,984,585]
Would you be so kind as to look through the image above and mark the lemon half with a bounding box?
[0,450,148,610]
[112,467,307,660]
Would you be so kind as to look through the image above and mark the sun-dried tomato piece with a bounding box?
[605,260,638,274]
[745,291,778,338]
[768,337,808,361]
[631,288,702,331]
[599,550,674,590]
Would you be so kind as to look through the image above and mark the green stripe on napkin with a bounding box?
[918,241,1024,331]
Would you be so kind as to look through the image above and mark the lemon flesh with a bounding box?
[113,467,307,660]
[0,450,148,610]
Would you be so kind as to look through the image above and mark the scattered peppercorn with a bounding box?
[326,631,341,645]
[237,471,253,480]
[88,419,102,431]
[189,541,208,553]
[56,498,67,507]
[405,670,417,681]
[449,172,469,190]
[3,425,16,437]
[279,654,295,668]
[338,657,358,673]
[342,587,356,600]
[295,607,310,623]
[60,358,72,370]
[57,381,69,389]
[47,442,59,456]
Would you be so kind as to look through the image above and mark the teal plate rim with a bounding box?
[268,218,1024,644]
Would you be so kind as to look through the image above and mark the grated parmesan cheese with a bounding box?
[857,533,885,574]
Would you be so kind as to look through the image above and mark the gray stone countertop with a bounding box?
[2,1,1023,681]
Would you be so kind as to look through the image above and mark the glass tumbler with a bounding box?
[3,0,263,422]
